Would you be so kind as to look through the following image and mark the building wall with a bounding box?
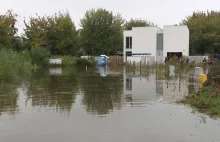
[132,27,157,56]
[123,25,189,63]
[123,30,132,62]
[163,25,189,57]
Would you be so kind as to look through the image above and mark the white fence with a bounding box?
[126,55,209,65]
[127,56,156,65]
[188,56,208,63]
[81,56,92,59]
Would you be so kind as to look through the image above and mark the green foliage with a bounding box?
[181,10,220,55]
[180,86,220,117]
[0,48,32,80]
[31,46,50,66]
[75,58,95,66]
[47,12,78,55]
[11,36,24,51]
[80,8,125,56]
[62,56,76,66]
[0,10,17,48]
[124,18,156,30]
[24,11,78,55]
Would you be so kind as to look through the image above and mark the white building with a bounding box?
[123,25,189,64]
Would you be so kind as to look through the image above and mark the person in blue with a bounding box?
[98,55,109,65]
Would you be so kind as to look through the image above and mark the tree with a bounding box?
[80,8,124,56]
[124,18,156,30]
[23,11,78,55]
[0,10,18,48]
[47,12,78,55]
[112,13,125,53]
[12,36,24,51]
[181,10,220,55]
[23,15,49,48]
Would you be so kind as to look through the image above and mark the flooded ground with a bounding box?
[0,66,219,142]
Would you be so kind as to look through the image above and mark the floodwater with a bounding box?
[0,66,219,142]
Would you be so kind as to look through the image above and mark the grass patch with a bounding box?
[179,86,220,118]
[50,55,97,67]
[50,55,76,66]
[0,48,32,80]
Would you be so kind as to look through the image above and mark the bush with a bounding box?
[62,56,76,66]
[0,48,32,80]
[31,46,50,66]
[75,58,95,66]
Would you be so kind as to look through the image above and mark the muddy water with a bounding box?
[0,66,219,142]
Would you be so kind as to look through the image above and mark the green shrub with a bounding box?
[62,56,76,66]
[31,46,50,66]
[75,58,95,66]
[180,86,220,117]
[0,48,32,80]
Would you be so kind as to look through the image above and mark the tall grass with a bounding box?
[0,48,32,80]
[179,86,220,118]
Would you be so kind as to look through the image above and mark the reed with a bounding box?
[0,48,32,80]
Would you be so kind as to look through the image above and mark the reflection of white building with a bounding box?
[156,80,163,97]
[123,69,159,102]
[162,79,189,102]
[123,69,198,103]
[123,25,189,64]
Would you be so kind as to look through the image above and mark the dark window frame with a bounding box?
[126,37,132,49]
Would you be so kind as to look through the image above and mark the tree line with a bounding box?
[1,8,220,56]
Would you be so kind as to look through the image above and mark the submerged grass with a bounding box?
[179,86,220,118]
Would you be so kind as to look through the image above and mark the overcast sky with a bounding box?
[1,0,219,35]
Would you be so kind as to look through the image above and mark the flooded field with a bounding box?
[0,66,219,142]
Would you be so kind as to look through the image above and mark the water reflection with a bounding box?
[81,74,123,115]
[0,66,202,115]
[1,66,220,142]
[0,81,22,115]
[26,68,78,114]
[97,66,108,77]
[49,68,62,76]
[123,67,199,104]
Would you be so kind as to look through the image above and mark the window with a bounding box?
[156,33,163,51]
[126,37,132,49]
[126,78,132,90]
[125,94,132,102]
[126,51,132,57]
